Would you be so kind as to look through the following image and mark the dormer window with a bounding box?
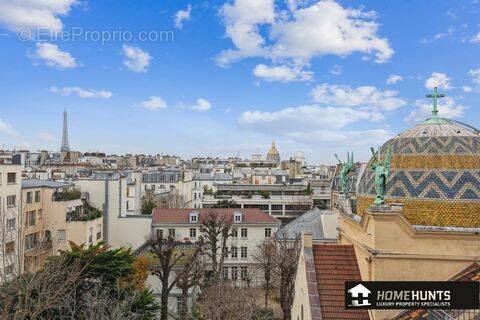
[233,211,243,223]
[189,211,199,223]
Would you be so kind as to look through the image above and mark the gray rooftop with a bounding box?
[280,207,335,241]
[22,179,72,189]
[193,172,233,180]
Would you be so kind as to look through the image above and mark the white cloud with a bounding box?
[0,119,19,138]
[238,104,391,148]
[34,42,76,69]
[285,129,391,146]
[405,97,466,122]
[469,32,480,43]
[178,98,212,112]
[140,96,167,110]
[330,65,342,76]
[0,0,77,34]
[386,74,403,85]
[217,0,275,65]
[218,0,393,68]
[189,98,212,112]
[425,72,453,89]
[421,27,455,43]
[174,4,192,29]
[468,68,480,84]
[122,45,152,73]
[310,83,406,111]
[239,105,376,131]
[253,64,312,82]
[463,86,472,93]
[50,86,112,99]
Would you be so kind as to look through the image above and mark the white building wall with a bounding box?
[0,165,22,279]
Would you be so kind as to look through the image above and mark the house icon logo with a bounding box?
[347,284,371,307]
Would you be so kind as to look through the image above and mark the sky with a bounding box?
[0,0,480,164]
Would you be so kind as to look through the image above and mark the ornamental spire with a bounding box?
[426,86,445,119]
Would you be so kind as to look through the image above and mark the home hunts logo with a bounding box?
[345,281,479,310]
[347,284,371,307]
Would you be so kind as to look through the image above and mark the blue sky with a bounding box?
[0,0,480,164]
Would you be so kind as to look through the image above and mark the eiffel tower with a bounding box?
[60,107,70,152]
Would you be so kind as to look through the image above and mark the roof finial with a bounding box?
[426,86,445,119]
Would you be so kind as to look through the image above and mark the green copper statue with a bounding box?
[335,152,354,194]
[370,146,393,205]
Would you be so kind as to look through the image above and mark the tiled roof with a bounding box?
[313,244,370,320]
[396,262,480,320]
[152,208,279,224]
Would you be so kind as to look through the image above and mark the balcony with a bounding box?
[66,204,102,222]
[24,240,53,256]
[53,189,82,202]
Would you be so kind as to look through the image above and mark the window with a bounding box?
[88,227,93,244]
[234,212,242,222]
[96,224,102,240]
[6,218,15,230]
[155,229,163,239]
[25,233,38,251]
[7,195,16,207]
[231,228,238,238]
[35,190,41,202]
[222,266,229,280]
[240,247,247,259]
[231,246,238,259]
[265,228,272,237]
[241,228,248,238]
[5,264,14,276]
[38,209,42,219]
[241,266,248,280]
[5,241,15,254]
[58,229,66,241]
[176,297,182,314]
[7,172,16,184]
[189,212,198,222]
[189,228,196,238]
[231,266,238,280]
[168,228,176,238]
[26,211,36,227]
[26,192,33,204]
[151,185,155,190]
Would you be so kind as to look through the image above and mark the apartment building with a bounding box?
[0,164,22,279]
[151,208,280,281]
[202,184,313,224]
[21,179,104,272]
[149,208,280,316]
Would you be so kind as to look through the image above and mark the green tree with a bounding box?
[141,200,156,215]
[213,199,240,208]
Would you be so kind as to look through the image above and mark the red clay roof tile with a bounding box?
[152,208,279,224]
[313,244,370,320]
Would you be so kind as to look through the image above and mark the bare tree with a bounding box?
[148,235,185,320]
[199,210,232,281]
[175,244,205,320]
[273,232,301,320]
[196,281,264,320]
[157,190,186,209]
[0,256,84,319]
[252,238,276,308]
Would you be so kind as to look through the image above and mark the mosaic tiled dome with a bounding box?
[357,118,480,228]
